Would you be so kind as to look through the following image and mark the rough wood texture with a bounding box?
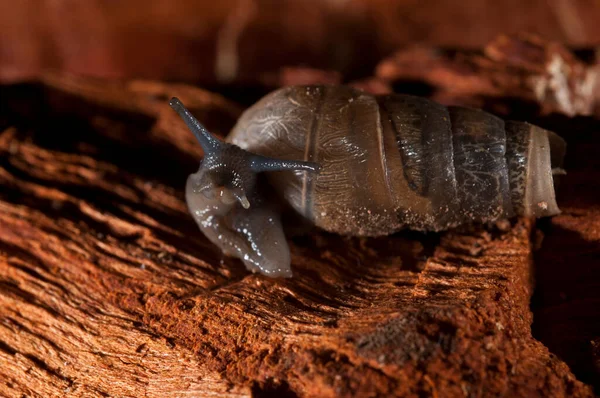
[3,1,600,84]
[375,34,600,117]
[0,77,595,397]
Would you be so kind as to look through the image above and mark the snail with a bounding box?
[170,85,566,278]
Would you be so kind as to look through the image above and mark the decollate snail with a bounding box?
[170,85,566,277]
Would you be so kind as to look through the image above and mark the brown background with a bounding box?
[2,0,600,84]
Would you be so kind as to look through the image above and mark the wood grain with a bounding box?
[0,78,594,397]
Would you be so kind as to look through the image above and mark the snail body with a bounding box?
[170,85,565,278]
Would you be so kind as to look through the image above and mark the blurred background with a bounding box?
[2,0,600,86]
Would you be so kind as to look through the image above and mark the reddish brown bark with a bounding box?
[0,76,596,397]
[375,34,600,117]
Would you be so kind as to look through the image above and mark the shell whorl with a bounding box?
[228,85,564,235]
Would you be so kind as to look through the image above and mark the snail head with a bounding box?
[169,97,320,210]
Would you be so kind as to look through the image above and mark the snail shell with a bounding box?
[229,86,564,233]
[171,85,566,277]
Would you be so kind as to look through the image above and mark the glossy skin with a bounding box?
[170,86,566,277]
[170,98,318,277]
[186,170,292,277]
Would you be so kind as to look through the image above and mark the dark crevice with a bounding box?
[0,280,63,320]
[23,353,74,385]
[390,80,436,97]
[2,85,197,189]
[529,116,600,394]
[531,220,600,393]
[251,380,298,398]
[0,339,18,356]
[251,381,298,398]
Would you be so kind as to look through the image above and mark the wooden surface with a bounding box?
[374,34,600,117]
[0,71,597,397]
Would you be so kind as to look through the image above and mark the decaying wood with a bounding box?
[0,77,595,397]
[375,34,600,117]
[0,220,250,398]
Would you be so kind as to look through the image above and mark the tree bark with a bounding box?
[0,74,595,397]
[374,34,600,117]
